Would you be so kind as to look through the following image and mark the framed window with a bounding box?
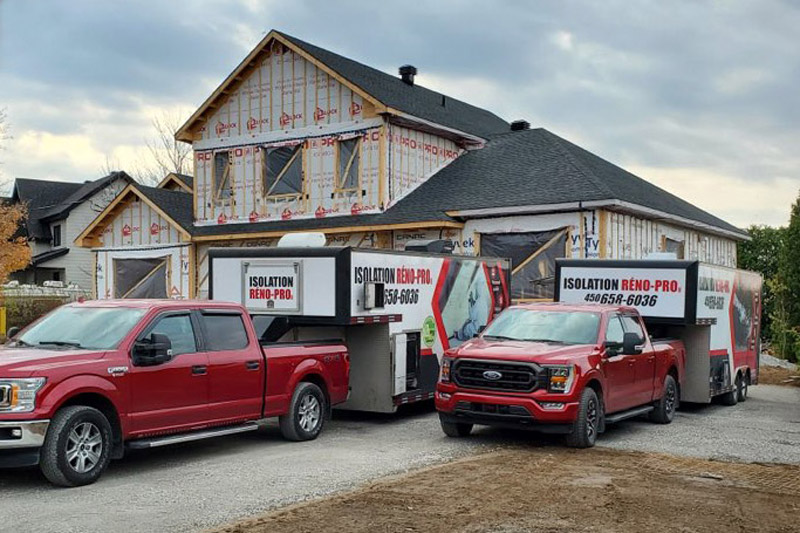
[113,257,169,299]
[336,138,361,191]
[52,224,62,247]
[201,313,249,351]
[263,145,303,198]
[213,151,232,200]
[147,314,198,356]
[664,237,685,259]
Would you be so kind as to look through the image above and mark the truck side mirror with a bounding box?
[622,332,643,355]
[6,327,20,339]
[133,333,173,366]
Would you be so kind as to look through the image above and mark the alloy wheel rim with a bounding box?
[665,383,676,414]
[586,398,598,440]
[66,422,103,474]
[298,394,321,432]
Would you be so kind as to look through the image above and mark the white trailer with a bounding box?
[555,259,763,403]
[209,247,511,412]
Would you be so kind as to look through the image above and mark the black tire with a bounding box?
[737,372,749,403]
[40,406,113,487]
[719,374,740,406]
[565,387,601,448]
[439,415,473,438]
[650,374,679,424]
[279,382,326,442]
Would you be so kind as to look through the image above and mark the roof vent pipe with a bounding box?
[399,65,417,86]
[510,120,531,131]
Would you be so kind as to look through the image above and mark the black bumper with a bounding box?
[0,448,40,468]
[440,408,572,435]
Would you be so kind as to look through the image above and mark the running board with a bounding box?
[127,423,259,450]
[605,405,654,424]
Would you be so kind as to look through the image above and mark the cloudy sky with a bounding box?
[1,0,797,227]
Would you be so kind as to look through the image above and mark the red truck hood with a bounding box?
[0,347,107,377]
[449,337,598,365]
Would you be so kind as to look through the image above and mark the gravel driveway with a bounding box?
[1,384,797,533]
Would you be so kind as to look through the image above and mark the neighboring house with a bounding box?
[77,30,748,301]
[9,172,131,289]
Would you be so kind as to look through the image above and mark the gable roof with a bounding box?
[193,127,746,241]
[12,172,133,241]
[75,183,194,247]
[157,172,194,192]
[277,32,509,139]
[177,30,509,143]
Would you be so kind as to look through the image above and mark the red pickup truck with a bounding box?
[435,303,685,448]
[0,300,349,486]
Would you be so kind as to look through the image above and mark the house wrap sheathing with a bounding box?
[77,29,747,302]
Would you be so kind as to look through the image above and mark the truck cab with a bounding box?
[435,303,685,447]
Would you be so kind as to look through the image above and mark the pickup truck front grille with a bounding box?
[0,385,10,407]
[453,359,540,393]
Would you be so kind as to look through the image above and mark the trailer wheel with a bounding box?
[439,415,473,438]
[650,375,678,424]
[279,382,326,442]
[719,374,740,406]
[565,387,600,448]
[40,406,113,487]
[737,372,749,402]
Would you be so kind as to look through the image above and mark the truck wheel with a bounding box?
[40,406,113,487]
[650,375,678,424]
[439,415,473,438]
[565,388,600,449]
[279,382,326,442]
[719,374,740,406]
[737,373,749,402]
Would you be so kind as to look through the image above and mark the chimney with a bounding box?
[510,120,530,131]
[399,65,417,86]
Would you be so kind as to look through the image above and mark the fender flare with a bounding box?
[38,375,122,420]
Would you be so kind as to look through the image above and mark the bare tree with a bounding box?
[144,110,192,179]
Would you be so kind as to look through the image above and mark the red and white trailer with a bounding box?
[555,259,763,403]
[209,246,510,412]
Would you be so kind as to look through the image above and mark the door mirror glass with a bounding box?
[622,332,643,355]
[133,332,173,366]
[6,326,20,340]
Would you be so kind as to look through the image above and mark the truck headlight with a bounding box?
[440,357,453,384]
[0,378,46,413]
[543,365,576,394]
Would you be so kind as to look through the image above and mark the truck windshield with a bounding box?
[482,308,600,345]
[15,306,147,350]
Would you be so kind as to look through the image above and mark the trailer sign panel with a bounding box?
[558,267,687,318]
[243,262,301,312]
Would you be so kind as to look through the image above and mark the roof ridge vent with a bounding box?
[399,65,417,86]
[510,120,530,131]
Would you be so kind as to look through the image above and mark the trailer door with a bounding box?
[392,333,407,396]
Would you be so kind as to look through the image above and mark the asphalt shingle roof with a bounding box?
[174,173,194,189]
[277,32,510,140]
[136,186,194,233]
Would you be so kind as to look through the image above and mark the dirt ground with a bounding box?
[212,447,800,533]
[759,365,800,387]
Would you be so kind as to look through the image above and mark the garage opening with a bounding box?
[480,229,567,301]
[113,257,169,298]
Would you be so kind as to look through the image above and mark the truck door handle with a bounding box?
[192,365,207,376]
[245,360,260,371]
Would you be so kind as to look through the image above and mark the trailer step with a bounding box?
[127,423,260,450]
[605,405,654,424]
